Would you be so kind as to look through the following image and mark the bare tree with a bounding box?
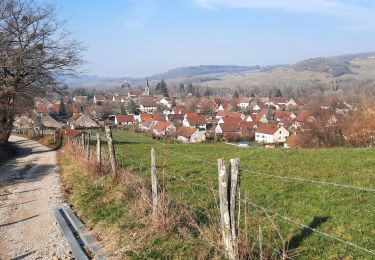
[0,0,83,145]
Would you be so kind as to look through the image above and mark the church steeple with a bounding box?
[144,78,150,96]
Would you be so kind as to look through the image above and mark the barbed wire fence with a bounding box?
[65,127,375,259]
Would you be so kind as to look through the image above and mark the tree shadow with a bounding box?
[0,200,36,208]
[12,250,37,259]
[287,216,330,251]
[0,214,39,228]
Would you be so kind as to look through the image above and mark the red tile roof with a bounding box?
[216,110,243,118]
[175,126,197,138]
[116,114,134,123]
[153,120,169,131]
[256,123,279,135]
[186,115,207,125]
[35,105,49,114]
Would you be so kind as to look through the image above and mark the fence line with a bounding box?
[244,197,375,257]
[162,145,375,193]
[80,131,375,258]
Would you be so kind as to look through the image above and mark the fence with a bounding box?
[63,127,375,259]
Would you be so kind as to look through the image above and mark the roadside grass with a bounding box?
[104,129,375,259]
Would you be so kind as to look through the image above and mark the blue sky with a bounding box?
[54,0,375,77]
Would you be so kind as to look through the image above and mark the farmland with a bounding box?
[103,129,375,259]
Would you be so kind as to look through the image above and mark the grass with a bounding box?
[58,144,223,259]
[98,129,375,259]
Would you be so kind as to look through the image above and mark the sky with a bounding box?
[53,0,375,78]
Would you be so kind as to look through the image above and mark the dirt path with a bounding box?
[0,135,71,259]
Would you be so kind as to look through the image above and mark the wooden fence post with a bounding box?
[86,131,91,160]
[218,158,235,259]
[230,158,240,257]
[151,148,158,222]
[96,133,102,171]
[105,126,117,179]
[81,132,85,152]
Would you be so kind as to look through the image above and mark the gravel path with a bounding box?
[0,135,72,259]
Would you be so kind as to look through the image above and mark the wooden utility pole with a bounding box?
[105,126,117,179]
[96,133,101,171]
[151,148,158,222]
[230,158,240,257]
[218,158,235,259]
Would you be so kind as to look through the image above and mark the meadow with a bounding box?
[104,129,375,259]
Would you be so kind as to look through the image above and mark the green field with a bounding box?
[101,129,375,259]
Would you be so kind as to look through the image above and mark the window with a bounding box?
[279,131,282,134]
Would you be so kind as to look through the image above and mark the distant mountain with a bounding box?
[150,65,263,80]
[293,52,375,77]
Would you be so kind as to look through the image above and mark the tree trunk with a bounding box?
[0,97,15,146]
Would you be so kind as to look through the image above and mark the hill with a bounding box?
[150,65,262,79]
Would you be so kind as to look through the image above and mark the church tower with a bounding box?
[144,78,150,96]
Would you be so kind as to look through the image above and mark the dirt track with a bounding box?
[0,136,71,259]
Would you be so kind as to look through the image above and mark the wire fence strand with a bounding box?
[245,198,375,257]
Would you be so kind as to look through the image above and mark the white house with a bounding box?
[237,98,252,109]
[255,124,289,143]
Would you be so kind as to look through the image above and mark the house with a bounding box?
[115,114,135,125]
[237,97,252,109]
[139,98,158,113]
[183,114,207,130]
[127,90,144,99]
[35,105,50,117]
[218,116,243,124]
[286,98,305,107]
[175,126,206,143]
[158,97,173,108]
[93,95,107,104]
[70,114,99,129]
[290,110,315,130]
[72,96,88,103]
[215,121,256,136]
[152,121,176,137]
[255,124,289,143]
[166,113,184,123]
[270,97,289,106]
[41,115,63,129]
[66,104,83,116]
[172,106,194,115]
[216,111,245,120]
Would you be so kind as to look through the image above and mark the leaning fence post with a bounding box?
[230,158,240,257]
[105,126,117,179]
[151,148,158,222]
[218,158,235,259]
[96,133,102,171]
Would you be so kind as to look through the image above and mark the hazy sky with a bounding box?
[54,0,375,77]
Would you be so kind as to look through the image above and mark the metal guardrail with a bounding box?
[54,204,105,260]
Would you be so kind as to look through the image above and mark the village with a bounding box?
[13,81,355,147]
